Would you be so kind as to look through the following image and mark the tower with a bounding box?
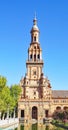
[26,16,43,83]
[19,17,52,121]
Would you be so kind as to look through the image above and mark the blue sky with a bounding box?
[0,0,68,90]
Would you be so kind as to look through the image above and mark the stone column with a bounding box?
[24,102,30,123]
[43,108,45,119]
[29,106,32,121]
[38,102,43,123]
[18,108,21,119]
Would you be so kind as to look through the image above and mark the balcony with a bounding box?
[19,98,51,103]
[26,60,44,64]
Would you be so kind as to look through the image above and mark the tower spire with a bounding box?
[33,12,37,26]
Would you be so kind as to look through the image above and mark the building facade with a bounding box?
[18,17,68,121]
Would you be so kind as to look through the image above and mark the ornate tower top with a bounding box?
[30,16,40,43]
[31,16,39,32]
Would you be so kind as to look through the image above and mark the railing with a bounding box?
[0,118,19,127]
[19,98,51,102]
[26,60,43,64]
[52,99,68,104]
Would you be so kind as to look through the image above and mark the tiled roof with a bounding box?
[52,90,68,98]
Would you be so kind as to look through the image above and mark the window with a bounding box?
[37,46,39,49]
[34,54,36,61]
[37,54,40,59]
[30,54,32,59]
[27,81,28,84]
[34,36,36,41]
[34,92,36,95]
[21,110,24,118]
[33,71,36,75]
[34,46,36,49]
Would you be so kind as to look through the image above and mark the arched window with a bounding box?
[56,106,61,111]
[34,36,36,41]
[34,46,36,49]
[34,91,36,95]
[37,46,40,49]
[32,106,38,119]
[34,54,36,61]
[64,107,68,110]
[33,70,36,75]
[30,54,32,60]
[37,54,40,60]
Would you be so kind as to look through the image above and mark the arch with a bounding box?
[56,106,61,111]
[34,54,36,61]
[37,54,40,60]
[34,46,36,49]
[30,54,32,60]
[63,106,68,110]
[37,45,40,49]
[34,36,36,41]
[32,106,38,119]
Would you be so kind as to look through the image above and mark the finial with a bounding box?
[33,12,37,25]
